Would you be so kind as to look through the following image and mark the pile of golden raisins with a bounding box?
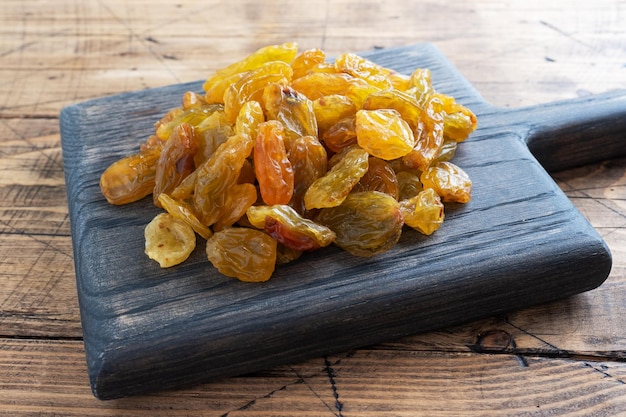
[100,42,476,282]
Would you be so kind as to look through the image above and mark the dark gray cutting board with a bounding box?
[60,43,626,400]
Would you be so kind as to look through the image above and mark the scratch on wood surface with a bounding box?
[219,384,291,417]
[218,373,340,417]
[539,20,594,50]
[93,0,182,84]
[289,364,344,416]
[583,362,626,385]
[503,317,570,357]
[0,41,37,59]
[324,356,344,417]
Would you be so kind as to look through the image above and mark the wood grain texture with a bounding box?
[2,0,626,414]
[2,0,625,116]
[2,338,626,416]
[59,43,622,399]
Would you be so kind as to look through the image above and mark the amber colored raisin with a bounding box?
[436,92,477,142]
[432,138,458,164]
[169,166,197,201]
[396,170,424,201]
[388,72,411,91]
[100,144,162,205]
[156,105,222,141]
[247,205,335,251]
[322,116,358,153]
[157,193,212,240]
[291,48,334,79]
[193,134,254,226]
[313,94,356,137]
[291,72,370,101]
[203,42,298,101]
[420,161,472,203]
[152,108,184,140]
[223,61,293,123]
[145,213,196,268]
[235,100,265,140]
[443,111,476,142]
[153,123,198,207]
[254,121,295,205]
[353,157,399,200]
[316,191,404,257]
[287,135,327,215]
[400,188,445,235]
[334,52,394,90]
[182,91,208,110]
[304,147,369,210]
[194,109,233,166]
[362,89,423,131]
[408,68,434,107]
[206,227,277,282]
[402,121,444,171]
[263,83,317,142]
[355,109,415,160]
[213,183,257,231]
[276,243,303,265]
[345,81,381,109]
[204,72,246,104]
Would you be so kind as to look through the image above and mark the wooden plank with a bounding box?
[1,0,625,118]
[327,350,626,417]
[0,120,60,142]
[59,43,625,399]
[386,281,626,359]
[0,234,81,338]
[0,133,70,236]
[0,129,80,337]
[0,338,337,416]
[1,338,626,416]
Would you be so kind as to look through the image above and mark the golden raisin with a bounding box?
[400,188,445,235]
[254,121,295,205]
[145,213,196,268]
[101,43,477,283]
[355,109,415,160]
[421,161,472,203]
[304,147,369,210]
[206,227,277,282]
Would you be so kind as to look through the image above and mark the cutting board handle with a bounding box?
[511,89,626,172]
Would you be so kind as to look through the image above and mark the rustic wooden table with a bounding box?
[1,0,625,415]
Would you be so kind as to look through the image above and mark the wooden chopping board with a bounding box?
[59,43,626,400]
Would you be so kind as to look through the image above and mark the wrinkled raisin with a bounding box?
[304,147,369,210]
[247,204,335,251]
[206,227,277,282]
[316,191,404,257]
[145,213,196,268]
[400,188,445,235]
[421,161,472,203]
[254,121,295,205]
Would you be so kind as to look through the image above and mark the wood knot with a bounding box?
[469,329,514,353]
